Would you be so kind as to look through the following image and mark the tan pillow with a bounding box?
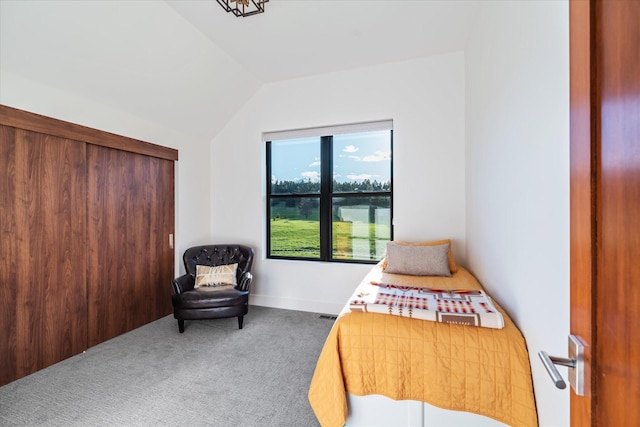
[384,242,451,277]
[382,239,458,273]
[195,263,238,288]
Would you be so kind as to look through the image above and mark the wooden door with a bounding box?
[570,0,640,425]
[0,124,88,385]
[86,144,175,347]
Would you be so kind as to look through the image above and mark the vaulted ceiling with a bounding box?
[0,0,480,141]
[167,0,480,82]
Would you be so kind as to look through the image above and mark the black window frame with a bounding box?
[266,130,393,264]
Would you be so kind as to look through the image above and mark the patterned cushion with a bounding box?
[384,242,451,277]
[195,263,238,288]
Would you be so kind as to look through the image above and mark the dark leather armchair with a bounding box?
[171,244,254,333]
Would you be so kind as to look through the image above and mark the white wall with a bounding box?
[210,52,467,314]
[0,0,261,143]
[465,2,570,426]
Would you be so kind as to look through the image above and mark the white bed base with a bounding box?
[346,394,508,427]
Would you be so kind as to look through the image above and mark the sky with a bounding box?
[270,130,391,184]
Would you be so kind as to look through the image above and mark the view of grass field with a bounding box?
[270,203,319,221]
[269,218,389,260]
[269,192,391,260]
[270,219,321,258]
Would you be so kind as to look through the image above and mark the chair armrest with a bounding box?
[172,274,195,294]
[237,272,253,292]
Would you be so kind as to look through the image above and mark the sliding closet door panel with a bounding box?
[87,145,174,347]
[0,126,88,385]
[0,125,18,385]
[148,154,176,319]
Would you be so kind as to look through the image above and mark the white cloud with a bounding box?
[339,150,390,162]
[343,145,359,153]
[347,173,376,180]
[362,150,391,162]
[301,171,320,181]
[309,161,321,167]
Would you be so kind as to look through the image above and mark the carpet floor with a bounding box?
[0,306,335,427]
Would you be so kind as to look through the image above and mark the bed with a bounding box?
[308,241,538,427]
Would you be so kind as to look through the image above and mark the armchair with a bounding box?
[171,244,254,333]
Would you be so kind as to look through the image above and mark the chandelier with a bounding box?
[216,0,268,17]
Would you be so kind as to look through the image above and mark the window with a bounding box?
[266,121,393,263]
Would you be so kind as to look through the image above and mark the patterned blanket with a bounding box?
[349,281,505,329]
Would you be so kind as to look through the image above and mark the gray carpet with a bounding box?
[0,306,336,427]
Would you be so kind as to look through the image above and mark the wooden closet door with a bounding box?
[0,125,88,385]
[86,145,174,347]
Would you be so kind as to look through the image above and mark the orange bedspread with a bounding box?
[308,265,538,427]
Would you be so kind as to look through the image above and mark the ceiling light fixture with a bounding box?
[216,0,268,17]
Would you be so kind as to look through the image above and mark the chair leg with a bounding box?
[178,319,185,333]
[238,315,244,329]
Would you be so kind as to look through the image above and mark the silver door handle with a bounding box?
[538,351,575,389]
[538,334,586,395]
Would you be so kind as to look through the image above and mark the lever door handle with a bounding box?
[538,334,586,395]
[538,351,575,389]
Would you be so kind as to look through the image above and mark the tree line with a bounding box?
[271,178,391,194]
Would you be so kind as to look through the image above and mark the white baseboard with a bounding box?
[250,293,343,316]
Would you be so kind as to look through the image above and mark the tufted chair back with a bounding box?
[182,244,254,286]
